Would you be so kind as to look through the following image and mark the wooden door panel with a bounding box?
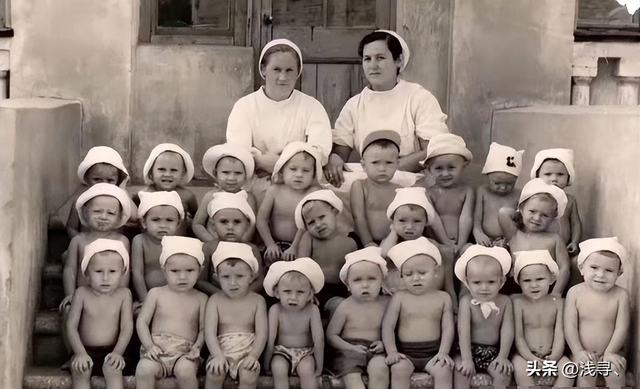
[272,27,372,62]
[300,64,318,98]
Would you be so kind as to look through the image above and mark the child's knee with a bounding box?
[271,355,290,376]
[367,356,389,378]
[136,358,162,379]
[390,359,414,377]
[425,360,451,378]
[295,355,315,377]
[239,366,260,385]
[102,363,123,379]
[173,358,198,379]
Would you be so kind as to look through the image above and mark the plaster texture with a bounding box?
[131,45,253,183]
[0,98,82,389]
[450,0,575,182]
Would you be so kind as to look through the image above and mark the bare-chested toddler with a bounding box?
[473,143,523,248]
[326,247,390,389]
[419,134,474,254]
[66,239,133,389]
[257,142,323,263]
[565,237,629,388]
[510,250,573,387]
[351,130,402,247]
[193,144,257,242]
[263,258,325,389]
[205,242,267,389]
[498,178,569,296]
[135,236,208,389]
[383,237,455,389]
[131,191,184,312]
[453,245,513,388]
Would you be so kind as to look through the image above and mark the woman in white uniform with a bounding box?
[226,39,332,203]
[325,30,449,187]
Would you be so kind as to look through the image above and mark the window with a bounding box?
[575,0,640,41]
[139,0,249,45]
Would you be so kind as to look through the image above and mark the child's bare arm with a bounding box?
[204,297,223,357]
[351,180,374,246]
[192,192,215,242]
[381,294,402,359]
[380,225,399,258]
[310,306,324,375]
[66,289,88,356]
[549,298,566,361]
[66,206,81,239]
[282,228,305,261]
[326,303,359,352]
[456,186,475,250]
[298,231,313,258]
[136,289,159,350]
[62,238,80,307]
[131,235,148,302]
[263,305,279,373]
[512,297,540,362]
[429,211,453,247]
[473,187,491,246]
[497,298,514,360]
[185,190,199,218]
[551,236,570,297]
[439,294,455,355]
[242,193,258,242]
[118,237,131,288]
[563,288,586,358]
[604,289,630,356]
[568,197,582,254]
[196,256,221,296]
[257,187,280,262]
[190,295,207,356]
[251,297,269,359]
[497,207,519,241]
[457,295,473,360]
[250,246,265,293]
[112,289,134,356]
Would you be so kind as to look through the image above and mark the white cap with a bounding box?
[81,238,129,275]
[454,245,511,286]
[482,142,524,177]
[206,191,256,230]
[294,189,343,230]
[374,30,411,73]
[263,257,325,297]
[212,241,259,276]
[202,144,255,181]
[159,236,204,268]
[258,39,303,79]
[138,191,185,220]
[77,146,130,188]
[578,237,627,272]
[513,250,559,285]
[340,247,388,285]
[386,187,437,225]
[143,143,195,186]
[519,178,568,219]
[530,149,575,186]
[387,237,442,269]
[75,183,132,229]
[422,133,473,164]
[272,142,323,183]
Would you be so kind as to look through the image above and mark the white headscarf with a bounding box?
[258,39,303,79]
[375,30,411,73]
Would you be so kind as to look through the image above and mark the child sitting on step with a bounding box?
[66,239,133,389]
[205,242,268,389]
[193,144,257,242]
[136,236,208,389]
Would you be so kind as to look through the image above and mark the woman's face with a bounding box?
[261,51,299,101]
[362,40,401,91]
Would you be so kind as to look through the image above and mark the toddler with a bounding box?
[351,130,402,247]
[205,242,268,389]
[257,142,323,263]
[382,238,455,389]
[510,250,573,387]
[295,189,359,312]
[419,134,474,254]
[453,245,513,388]
[66,239,133,389]
[565,237,629,388]
[131,191,184,310]
[263,258,325,389]
[136,236,208,389]
[530,149,582,255]
[473,142,523,247]
[326,247,390,389]
[193,144,257,242]
[498,178,570,296]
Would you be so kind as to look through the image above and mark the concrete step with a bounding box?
[35,310,61,336]
[41,281,65,310]
[43,263,63,281]
[32,335,68,367]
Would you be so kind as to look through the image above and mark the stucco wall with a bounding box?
[492,105,640,377]
[450,0,575,181]
[0,99,81,388]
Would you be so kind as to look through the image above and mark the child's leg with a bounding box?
[553,356,574,388]
[389,359,413,389]
[486,360,511,387]
[205,370,226,389]
[603,368,626,389]
[452,355,470,389]
[367,356,389,389]
[135,358,163,389]
[439,246,458,310]
[103,362,124,389]
[511,353,534,386]
[425,358,452,389]
[238,364,260,389]
[342,373,365,389]
[70,366,91,389]
[173,357,199,389]
[271,355,291,389]
[295,355,318,389]
[570,354,597,388]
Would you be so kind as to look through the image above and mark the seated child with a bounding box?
[326,247,390,389]
[136,143,199,234]
[61,183,132,310]
[565,237,629,388]
[351,130,402,247]
[205,242,268,389]
[295,189,359,312]
[131,191,184,311]
[66,239,133,389]
[203,191,263,294]
[510,250,573,387]
[193,144,257,242]
[383,238,455,389]
[498,178,570,296]
[136,236,208,389]
[419,134,474,254]
[473,143,523,248]
[263,258,325,389]
[453,245,513,388]
[530,148,582,255]
[58,146,131,239]
[257,142,323,263]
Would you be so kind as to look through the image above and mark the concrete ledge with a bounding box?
[35,311,61,336]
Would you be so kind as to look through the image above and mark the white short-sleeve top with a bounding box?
[226,87,332,164]
[332,80,448,157]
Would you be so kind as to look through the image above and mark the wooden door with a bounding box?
[254,0,395,125]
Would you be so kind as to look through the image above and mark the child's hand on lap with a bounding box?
[384,352,406,365]
[474,231,492,247]
[104,352,126,370]
[206,355,229,375]
[432,352,454,369]
[265,244,282,264]
[351,344,369,355]
[314,360,323,377]
[457,357,475,377]
[282,246,297,261]
[145,345,163,362]
[71,353,93,373]
[567,242,578,255]
[603,353,626,375]
[241,355,260,371]
[490,356,513,376]
[186,346,201,361]
[369,340,384,354]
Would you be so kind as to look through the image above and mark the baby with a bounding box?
[193,144,257,242]
[351,130,402,247]
[131,191,184,310]
[420,134,474,254]
[473,143,523,248]
[383,238,455,389]
[510,251,573,387]
[136,143,199,234]
[136,236,208,389]
[453,245,513,388]
[498,178,570,296]
[530,149,582,255]
[295,189,359,312]
[326,247,390,389]
[565,237,629,388]
[263,258,325,389]
[257,142,323,263]
[205,242,268,389]
[66,239,133,389]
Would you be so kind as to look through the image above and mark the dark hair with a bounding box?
[260,45,301,74]
[358,31,403,61]
[362,139,400,156]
